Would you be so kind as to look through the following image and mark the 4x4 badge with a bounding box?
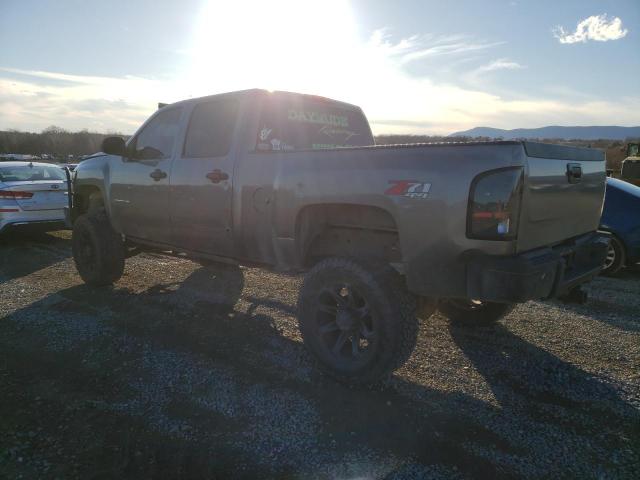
[385,180,431,199]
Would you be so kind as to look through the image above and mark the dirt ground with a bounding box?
[1,230,638,479]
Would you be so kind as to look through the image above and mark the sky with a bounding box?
[0,0,638,135]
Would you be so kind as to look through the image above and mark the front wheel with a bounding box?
[72,212,125,286]
[438,299,514,327]
[297,257,418,385]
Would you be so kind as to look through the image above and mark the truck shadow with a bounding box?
[1,278,512,478]
[3,262,639,478]
[0,229,71,282]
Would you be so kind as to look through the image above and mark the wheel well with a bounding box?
[296,204,401,267]
[74,185,104,216]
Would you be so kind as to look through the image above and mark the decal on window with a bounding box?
[287,110,349,128]
[259,126,273,141]
[319,125,359,144]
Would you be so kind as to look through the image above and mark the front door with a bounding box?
[169,98,239,256]
[109,106,183,244]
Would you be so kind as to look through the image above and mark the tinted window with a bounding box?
[132,107,182,160]
[0,164,66,182]
[184,100,238,158]
[256,96,373,151]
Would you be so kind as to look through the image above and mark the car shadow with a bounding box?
[448,322,638,445]
[0,229,71,282]
[552,270,640,333]
[618,263,640,278]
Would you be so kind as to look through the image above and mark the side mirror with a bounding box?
[101,136,126,156]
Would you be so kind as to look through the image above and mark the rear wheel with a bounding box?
[72,212,125,286]
[601,235,625,277]
[297,257,418,385]
[439,299,514,327]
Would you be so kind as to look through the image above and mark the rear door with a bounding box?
[168,98,239,256]
[109,106,183,243]
[517,142,606,252]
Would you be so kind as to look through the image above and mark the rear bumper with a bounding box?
[465,231,610,303]
[0,208,67,234]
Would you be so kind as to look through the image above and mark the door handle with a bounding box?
[206,169,229,184]
[150,169,167,181]
[566,163,582,184]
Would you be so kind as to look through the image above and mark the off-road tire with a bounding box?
[439,299,514,327]
[601,235,626,277]
[72,212,125,286]
[297,257,418,385]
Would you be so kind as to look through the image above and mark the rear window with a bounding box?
[0,164,66,182]
[256,96,373,151]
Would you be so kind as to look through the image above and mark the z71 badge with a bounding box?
[385,180,432,199]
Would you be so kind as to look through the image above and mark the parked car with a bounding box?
[600,178,640,276]
[67,89,609,384]
[0,162,69,234]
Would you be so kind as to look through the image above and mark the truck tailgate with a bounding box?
[517,142,606,253]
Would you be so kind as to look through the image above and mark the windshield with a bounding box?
[0,164,66,182]
[256,96,374,151]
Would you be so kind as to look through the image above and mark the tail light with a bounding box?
[467,167,523,240]
[0,190,34,199]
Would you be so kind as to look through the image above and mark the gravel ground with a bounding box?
[0,230,638,479]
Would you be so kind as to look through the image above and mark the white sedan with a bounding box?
[0,162,69,234]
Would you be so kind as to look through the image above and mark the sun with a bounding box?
[187,0,360,98]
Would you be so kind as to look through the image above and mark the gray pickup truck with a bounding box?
[67,89,609,384]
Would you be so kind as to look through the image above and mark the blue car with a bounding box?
[600,178,640,276]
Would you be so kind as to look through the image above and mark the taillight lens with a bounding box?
[467,167,523,240]
[0,190,34,199]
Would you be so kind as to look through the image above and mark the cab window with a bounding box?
[130,107,182,160]
[183,99,239,158]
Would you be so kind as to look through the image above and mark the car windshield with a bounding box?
[0,164,66,182]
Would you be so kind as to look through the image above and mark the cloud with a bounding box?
[368,29,504,65]
[473,58,525,74]
[0,68,178,133]
[553,14,628,44]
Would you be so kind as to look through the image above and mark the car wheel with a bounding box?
[438,299,514,326]
[72,212,125,286]
[297,257,418,385]
[601,235,626,277]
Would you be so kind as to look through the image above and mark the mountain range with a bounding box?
[449,126,640,140]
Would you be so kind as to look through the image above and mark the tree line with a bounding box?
[0,126,125,159]
[1,127,635,170]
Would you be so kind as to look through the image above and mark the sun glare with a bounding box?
[188,0,360,99]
